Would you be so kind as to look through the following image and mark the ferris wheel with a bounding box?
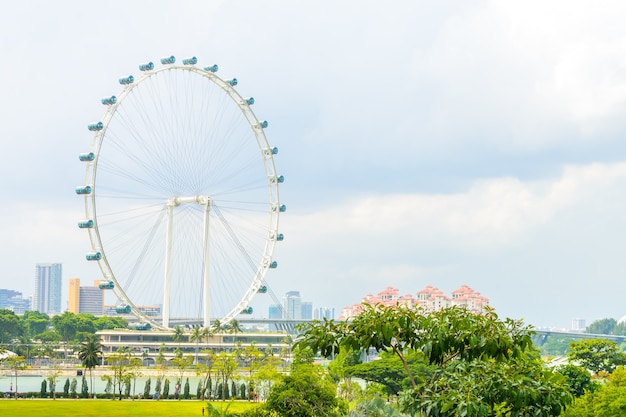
[76,55,284,330]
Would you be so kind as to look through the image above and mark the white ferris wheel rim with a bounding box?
[79,58,282,330]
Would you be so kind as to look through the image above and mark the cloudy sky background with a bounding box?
[1,0,626,329]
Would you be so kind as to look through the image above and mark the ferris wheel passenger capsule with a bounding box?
[245,97,255,105]
[257,120,268,129]
[77,219,94,229]
[86,252,102,261]
[119,75,134,85]
[98,280,114,289]
[204,64,219,72]
[276,233,284,241]
[241,306,253,314]
[116,305,131,314]
[263,147,279,156]
[101,96,117,105]
[79,152,95,161]
[182,56,197,65]
[88,122,103,131]
[75,185,92,195]
[160,56,176,65]
[225,78,238,86]
[257,285,268,294]
[139,62,154,71]
[269,261,278,269]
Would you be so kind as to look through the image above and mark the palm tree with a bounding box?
[190,326,208,364]
[77,334,102,397]
[227,319,243,334]
[171,325,186,348]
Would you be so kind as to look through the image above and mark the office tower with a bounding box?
[68,278,80,313]
[33,263,62,314]
[68,278,104,315]
[79,283,104,316]
[314,306,335,320]
[301,301,313,320]
[283,291,302,320]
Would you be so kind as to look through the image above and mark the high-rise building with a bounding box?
[80,284,104,316]
[314,307,335,320]
[283,291,302,320]
[33,263,62,314]
[68,278,104,315]
[301,301,313,320]
[68,278,80,313]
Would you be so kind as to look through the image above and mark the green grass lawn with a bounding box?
[0,399,258,416]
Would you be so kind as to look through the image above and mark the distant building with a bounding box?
[314,307,335,320]
[33,263,62,314]
[268,304,283,319]
[340,284,489,320]
[301,301,313,320]
[68,278,104,315]
[571,318,586,331]
[0,289,31,314]
[284,291,302,320]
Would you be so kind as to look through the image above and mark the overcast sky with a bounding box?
[1,0,626,329]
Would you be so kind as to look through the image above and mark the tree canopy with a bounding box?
[297,304,572,417]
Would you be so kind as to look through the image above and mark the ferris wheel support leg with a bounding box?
[202,199,212,328]
[163,203,174,329]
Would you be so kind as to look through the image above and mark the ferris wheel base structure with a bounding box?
[76,55,285,331]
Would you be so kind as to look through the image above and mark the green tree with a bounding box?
[0,309,21,343]
[172,353,194,389]
[557,364,596,397]
[5,355,26,399]
[143,377,152,398]
[77,333,103,396]
[21,310,50,338]
[345,350,432,396]
[567,339,626,374]
[349,397,409,417]
[190,326,209,364]
[585,318,617,335]
[213,351,239,401]
[298,304,571,417]
[184,377,190,399]
[561,366,626,417]
[108,348,133,400]
[264,363,347,417]
[171,325,186,347]
[70,378,78,398]
[81,375,89,398]
[41,379,47,398]
[63,378,70,396]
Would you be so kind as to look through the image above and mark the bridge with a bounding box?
[532,329,626,345]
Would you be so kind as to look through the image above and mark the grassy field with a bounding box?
[0,399,258,416]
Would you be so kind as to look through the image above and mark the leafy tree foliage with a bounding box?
[567,339,626,374]
[348,397,409,417]
[298,304,572,417]
[556,364,596,397]
[21,311,50,338]
[585,318,617,335]
[561,366,626,417]
[345,351,433,396]
[264,364,347,417]
[0,309,21,343]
